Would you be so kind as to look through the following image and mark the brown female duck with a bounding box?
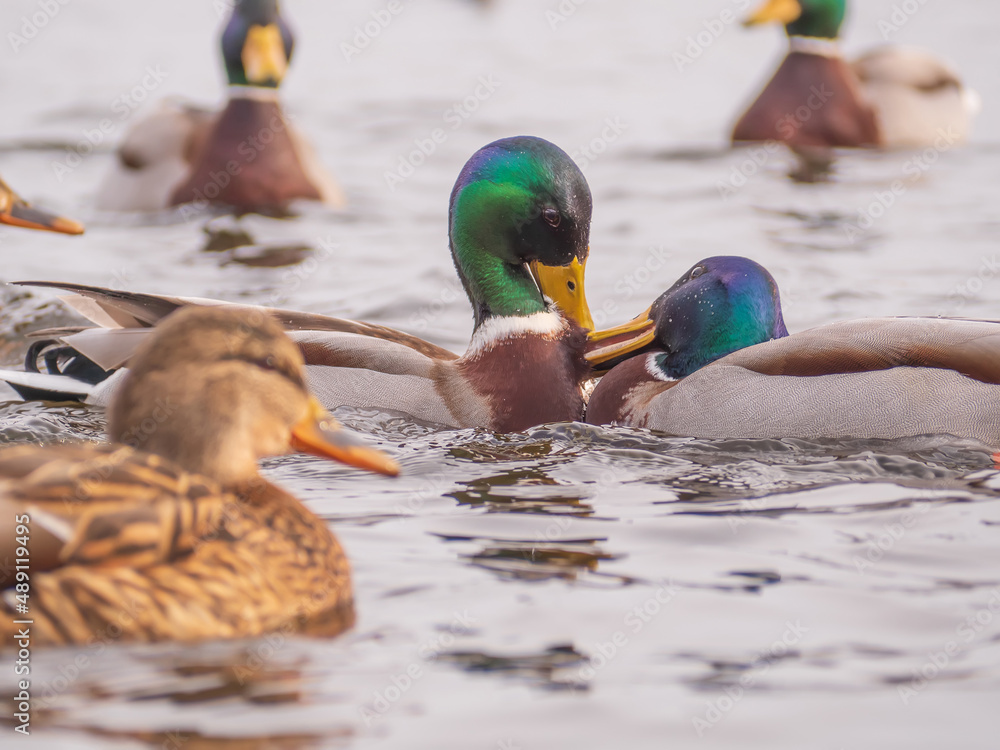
[0,307,397,646]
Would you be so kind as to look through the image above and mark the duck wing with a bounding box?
[638,317,1000,441]
[0,443,229,573]
[16,280,459,368]
[724,317,1000,383]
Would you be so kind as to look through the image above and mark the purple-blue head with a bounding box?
[587,256,788,376]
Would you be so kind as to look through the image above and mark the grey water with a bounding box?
[1,0,999,748]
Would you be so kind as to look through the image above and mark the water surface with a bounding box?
[2,0,999,747]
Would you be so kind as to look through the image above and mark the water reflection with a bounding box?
[465,540,618,583]
[449,466,592,514]
[436,645,588,691]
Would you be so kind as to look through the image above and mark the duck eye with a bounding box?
[689,266,705,280]
[542,207,561,228]
[567,280,576,291]
[252,356,277,372]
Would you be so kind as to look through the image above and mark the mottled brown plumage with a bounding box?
[0,307,396,647]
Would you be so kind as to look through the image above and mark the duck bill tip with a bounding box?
[242,23,288,86]
[290,407,400,477]
[1,206,85,235]
[744,0,802,26]
[530,255,595,332]
[585,310,657,368]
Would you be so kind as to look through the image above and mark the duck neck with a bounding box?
[226,84,282,102]
[788,36,842,58]
[450,237,547,331]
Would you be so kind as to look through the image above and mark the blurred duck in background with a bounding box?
[0,174,84,234]
[0,307,397,646]
[733,0,979,149]
[96,0,343,216]
[586,256,1000,443]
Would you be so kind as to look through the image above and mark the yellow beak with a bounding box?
[0,178,84,235]
[530,255,595,332]
[242,23,289,86]
[584,306,657,371]
[290,397,400,477]
[744,0,802,26]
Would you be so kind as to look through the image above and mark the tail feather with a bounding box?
[0,369,95,402]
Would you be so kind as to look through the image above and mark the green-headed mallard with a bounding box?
[0,306,397,646]
[95,0,342,215]
[9,137,595,432]
[0,175,83,234]
[733,0,977,149]
[586,256,1000,442]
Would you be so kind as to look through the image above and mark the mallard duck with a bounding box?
[0,175,83,234]
[95,0,342,215]
[851,46,979,149]
[732,0,977,149]
[585,256,1000,442]
[8,137,595,432]
[0,306,397,646]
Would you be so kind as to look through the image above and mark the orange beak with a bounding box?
[585,305,657,372]
[0,177,84,235]
[290,398,400,477]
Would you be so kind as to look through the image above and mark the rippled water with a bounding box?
[2,0,1000,747]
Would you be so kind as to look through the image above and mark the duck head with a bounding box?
[449,136,594,331]
[108,307,399,485]
[587,256,788,376]
[744,0,846,39]
[222,0,294,88]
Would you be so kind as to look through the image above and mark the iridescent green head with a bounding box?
[744,0,846,40]
[222,0,294,88]
[449,136,593,329]
[648,256,788,378]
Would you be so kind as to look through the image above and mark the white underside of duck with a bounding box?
[852,45,979,149]
[95,89,343,213]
